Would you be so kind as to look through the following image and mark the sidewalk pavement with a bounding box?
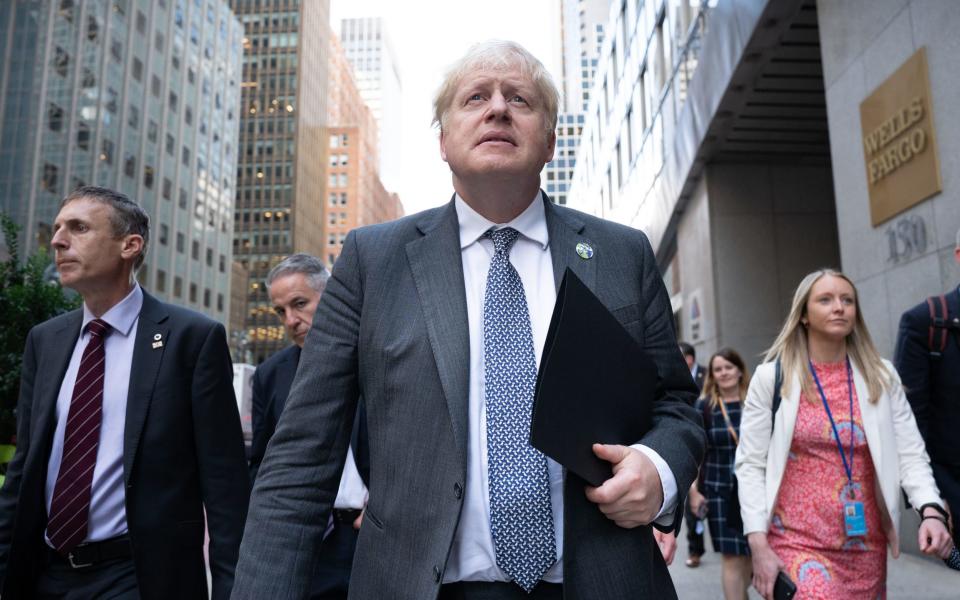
[668,528,958,599]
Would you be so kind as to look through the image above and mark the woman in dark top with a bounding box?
[689,348,751,600]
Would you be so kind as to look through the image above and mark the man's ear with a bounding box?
[121,234,145,262]
[543,130,556,164]
[439,129,448,163]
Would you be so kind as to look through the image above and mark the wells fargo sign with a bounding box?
[859,47,941,226]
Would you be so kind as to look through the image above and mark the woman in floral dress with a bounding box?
[735,269,953,599]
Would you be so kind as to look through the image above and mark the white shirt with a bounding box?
[45,284,143,544]
[444,195,678,584]
[333,445,368,509]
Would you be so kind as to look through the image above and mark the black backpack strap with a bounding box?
[771,358,783,435]
[927,294,949,358]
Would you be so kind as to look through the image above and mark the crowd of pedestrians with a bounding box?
[681,251,960,599]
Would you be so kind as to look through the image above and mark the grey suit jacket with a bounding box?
[232,195,704,599]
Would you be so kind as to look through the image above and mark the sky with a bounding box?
[330,0,565,216]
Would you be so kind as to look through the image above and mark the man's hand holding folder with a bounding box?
[585,443,665,528]
[531,268,672,529]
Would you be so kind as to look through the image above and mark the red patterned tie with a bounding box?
[47,318,110,553]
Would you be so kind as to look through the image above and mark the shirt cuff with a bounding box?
[631,444,678,524]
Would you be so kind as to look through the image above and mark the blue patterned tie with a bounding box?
[483,227,556,592]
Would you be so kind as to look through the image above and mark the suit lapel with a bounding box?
[544,194,596,294]
[405,200,470,464]
[123,291,169,485]
[33,312,83,450]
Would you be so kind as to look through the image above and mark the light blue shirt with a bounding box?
[444,196,677,584]
[45,284,143,544]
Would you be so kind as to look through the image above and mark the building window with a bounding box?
[191,240,199,260]
[159,224,169,245]
[219,254,225,273]
[100,139,114,164]
[151,75,161,97]
[110,39,122,63]
[217,293,224,312]
[86,15,99,41]
[143,165,154,189]
[77,122,91,150]
[41,163,58,193]
[176,232,184,253]
[156,269,166,292]
[53,47,69,77]
[136,10,146,34]
[147,120,158,143]
[81,68,95,88]
[179,189,187,209]
[132,57,143,82]
[203,288,211,308]
[47,103,64,132]
[128,104,139,129]
[162,178,172,200]
[102,88,118,115]
[165,134,175,155]
[169,91,178,112]
[189,283,197,303]
[124,155,136,178]
[205,248,213,266]
[174,276,183,298]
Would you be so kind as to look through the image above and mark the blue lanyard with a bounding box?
[808,358,855,485]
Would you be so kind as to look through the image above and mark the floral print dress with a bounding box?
[768,360,887,600]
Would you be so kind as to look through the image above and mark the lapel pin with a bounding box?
[576,242,594,260]
[152,333,163,349]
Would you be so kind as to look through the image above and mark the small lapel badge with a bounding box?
[576,241,594,260]
[152,333,163,349]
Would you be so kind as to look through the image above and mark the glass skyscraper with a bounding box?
[0,0,244,324]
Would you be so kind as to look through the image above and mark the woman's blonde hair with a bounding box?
[763,268,892,403]
[703,347,751,409]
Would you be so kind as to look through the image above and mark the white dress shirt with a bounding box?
[45,284,143,544]
[444,195,678,584]
[333,445,368,509]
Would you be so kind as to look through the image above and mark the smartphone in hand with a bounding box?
[773,571,797,600]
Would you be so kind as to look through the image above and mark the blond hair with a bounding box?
[431,40,559,135]
[763,269,892,403]
[703,347,751,410]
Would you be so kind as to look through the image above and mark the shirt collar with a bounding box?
[82,284,143,337]
[454,192,549,251]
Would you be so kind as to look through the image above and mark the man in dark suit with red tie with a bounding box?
[0,187,249,599]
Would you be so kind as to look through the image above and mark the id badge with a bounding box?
[843,500,867,537]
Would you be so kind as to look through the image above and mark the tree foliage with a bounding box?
[0,215,80,443]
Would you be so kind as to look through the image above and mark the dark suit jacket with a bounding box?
[895,286,960,466]
[0,290,250,599]
[232,195,704,600]
[692,363,706,393]
[248,344,369,485]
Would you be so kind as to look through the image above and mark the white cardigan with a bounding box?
[734,359,942,557]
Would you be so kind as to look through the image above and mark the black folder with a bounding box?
[530,268,658,487]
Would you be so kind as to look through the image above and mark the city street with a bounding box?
[668,530,959,599]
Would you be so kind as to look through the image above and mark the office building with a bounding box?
[230,0,330,363]
[568,0,959,392]
[324,31,402,269]
[339,17,402,193]
[544,0,608,205]
[0,0,244,323]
